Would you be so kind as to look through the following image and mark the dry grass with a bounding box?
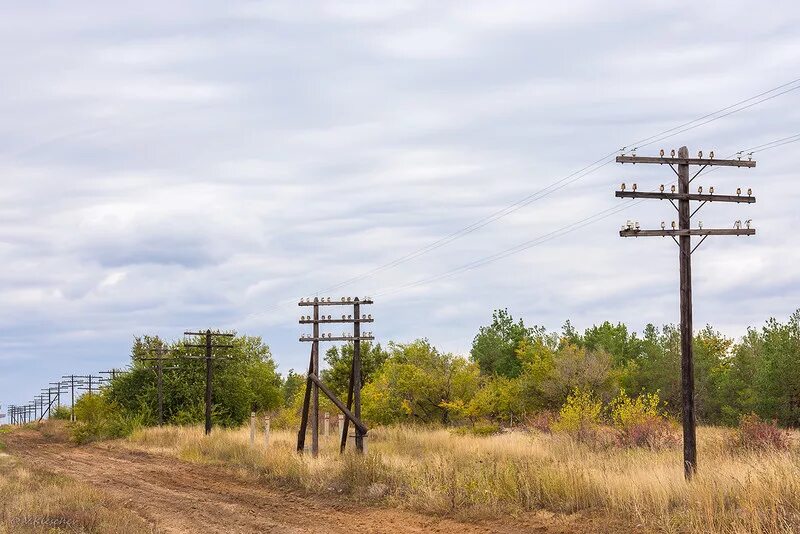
[127,424,800,533]
[0,445,151,534]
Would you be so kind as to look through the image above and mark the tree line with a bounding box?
[100,309,800,430]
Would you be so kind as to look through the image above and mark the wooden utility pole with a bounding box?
[297,297,374,456]
[139,349,180,426]
[184,330,235,435]
[616,146,756,479]
[61,375,84,422]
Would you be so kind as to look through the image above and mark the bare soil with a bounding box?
[3,427,628,533]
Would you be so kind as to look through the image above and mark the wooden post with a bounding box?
[264,415,271,448]
[678,145,697,479]
[250,412,256,446]
[324,412,330,437]
[353,300,364,453]
[157,357,164,426]
[311,302,320,457]
[205,330,213,435]
[338,414,344,443]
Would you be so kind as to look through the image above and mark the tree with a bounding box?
[362,340,480,425]
[320,342,388,398]
[106,334,282,428]
[471,309,546,378]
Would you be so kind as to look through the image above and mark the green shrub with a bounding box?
[51,405,72,420]
[551,388,603,442]
[608,389,678,449]
[70,394,144,444]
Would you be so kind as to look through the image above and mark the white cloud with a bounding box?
[1,0,799,404]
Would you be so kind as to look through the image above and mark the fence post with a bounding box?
[250,412,256,446]
[338,414,345,444]
[324,412,330,437]
[264,415,271,448]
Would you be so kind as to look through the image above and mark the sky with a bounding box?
[1,0,800,410]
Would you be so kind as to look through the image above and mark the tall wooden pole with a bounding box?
[678,146,697,478]
[353,300,364,452]
[615,147,756,480]
[205,330,213,435]
[311,302,320,457]
[157,356,164,426]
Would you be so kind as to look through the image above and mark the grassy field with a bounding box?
[0,426,151,534]
[126,424,800,533]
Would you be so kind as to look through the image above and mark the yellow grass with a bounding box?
[0,449,151,533]
[127,424,800,533]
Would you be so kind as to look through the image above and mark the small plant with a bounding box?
[731,413,789,451]
[551,388,603,442]
[51,405,72,420]
[608,390,678,449]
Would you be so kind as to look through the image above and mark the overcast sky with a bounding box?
[2,1,799,409]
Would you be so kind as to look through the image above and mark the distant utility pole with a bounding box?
[77,375,102,396]
[138,349,180,426]
[99,368,126,381]
[297,296,374,456]
[50,382,69,410]
[62,375,85,421]
[616,146,756,479]
[184,330,235,435]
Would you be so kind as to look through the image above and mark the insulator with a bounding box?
[362,315,367,319]
[670,149,676,157]
[709,186,714,194]
[699,221,703,229]
[672,221,676,229]
[698,150,703,158]
[347,315,352,320]
[671,185,676,193]
[341,297,346,302]
[747,188,752,196]
[632,183,638,192]
[661,221,666,230]
[659,184,664,192]
[347,297,352,302]
[368,314,372,319]
[709,151,714,159]
[621,182,626,191]
[697,186,703,194]
[736,187,741,195]
[659,149,665,157]
[342,315,346,320]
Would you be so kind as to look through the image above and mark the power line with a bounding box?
[245,80,800,320]
[310,78,800,295]
[372,134,800,298]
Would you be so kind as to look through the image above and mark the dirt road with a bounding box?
[3,428,612,534]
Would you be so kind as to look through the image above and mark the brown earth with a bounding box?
[3,426,631,534]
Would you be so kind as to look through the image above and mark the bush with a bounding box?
[71,394,144,444]
[550,388,603,442]
[608,390,678,449]
[51,406,72,420]
[731,413,789,451]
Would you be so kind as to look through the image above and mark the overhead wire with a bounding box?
[310,78,800,296]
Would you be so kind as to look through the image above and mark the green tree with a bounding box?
[471,309,547,378]
[362,340,480,425]
[320,342,388,398]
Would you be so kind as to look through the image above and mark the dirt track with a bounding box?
[3,428,614,533]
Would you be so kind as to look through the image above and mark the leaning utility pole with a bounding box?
[184,330,235,435]
[616,146,756,479]
[297,297,374,456]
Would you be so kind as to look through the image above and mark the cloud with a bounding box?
[1,0,800,405]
